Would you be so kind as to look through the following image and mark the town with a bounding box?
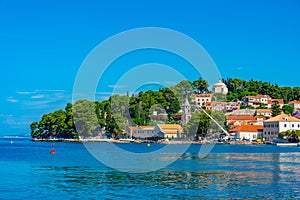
[30,78,300,145]
[123,80,300,144]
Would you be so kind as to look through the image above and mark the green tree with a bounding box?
[72,100,100,138]
[30,121,41,138]
[271,103,282,117]
[293,87,300,100]
[192,77,209,94]
[64,103,78,139]
[183,112,211,138]
[282,105,294,115]
[257,104,267,109]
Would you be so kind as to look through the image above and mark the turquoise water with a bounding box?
[1,138,300,199]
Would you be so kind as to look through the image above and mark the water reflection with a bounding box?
[30,150,300,199]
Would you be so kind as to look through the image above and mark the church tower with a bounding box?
[181,97,192,125]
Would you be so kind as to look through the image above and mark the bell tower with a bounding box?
[181,97,192,125]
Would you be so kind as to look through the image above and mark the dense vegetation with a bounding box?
[278,130,300,143]
[30,78,300,139]
[224,78,300,103]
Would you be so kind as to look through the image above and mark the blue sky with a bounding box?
[0,0,300,135]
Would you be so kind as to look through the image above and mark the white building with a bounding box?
[263,114,300,141]
[242,95,284,109]
[194,94,212,108]
[256,109,272,119]
[212,80,228,95]
[288,100,300,111]
[229,125,263,141]
[205,101,240,111]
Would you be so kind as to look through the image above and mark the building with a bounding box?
[263,114,300,141]
[181,97,192,125]
[226,115,255,126]
[126,126,138,139]
[205,102,240,111]
[126,124,183,140]
[229,125,263,141]
[154,124,183,139]
[212,80,228,95]
[267,99,284,109]
[242,95,284,109]
[248,116,266,126]
[194,94,212,108]
[242,95,271,108]
[125,126,160,140]
[256,109,272,119]
[288,100,300,110]
[226,108,256,116]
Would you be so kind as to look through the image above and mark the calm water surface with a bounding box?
[1,138,300,199]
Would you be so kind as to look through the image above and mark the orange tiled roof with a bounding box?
[206,102,227,106]
[157,124,182,135]
[229,125,263,133]
[226,115,255,121]
[158,124,182,130]
[254,115,266,120]
[195,94,212,98]
[265,114,300,122]
[244,96,257,98]
[127,126,138,131]
[288,100,300,105]
[256,109,272,113]
[140,126,155,130]
[268,99,284,105]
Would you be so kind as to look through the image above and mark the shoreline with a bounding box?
[31,138,269,145]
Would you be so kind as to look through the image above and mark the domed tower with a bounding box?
[212,80,228,95]
[181,97,192,125]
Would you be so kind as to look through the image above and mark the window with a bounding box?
[284,124,287,128]
[292,124,294,128]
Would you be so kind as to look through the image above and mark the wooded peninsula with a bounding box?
[30,78,300,140]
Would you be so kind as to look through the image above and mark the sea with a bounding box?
[1,137,300,199]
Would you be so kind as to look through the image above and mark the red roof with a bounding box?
[127,126,138,131]
[254,115,266,120]
[288,100,300,105]
[244,95,270,99]
[229,125,263,133]
[268,99,284,105]
[195,94,212,98]
[206,102,226,106]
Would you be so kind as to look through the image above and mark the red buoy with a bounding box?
[50,143,56,154]
[50,149,56,154]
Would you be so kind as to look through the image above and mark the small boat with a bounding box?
[119,138,135,143]
[276,143,299,147]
